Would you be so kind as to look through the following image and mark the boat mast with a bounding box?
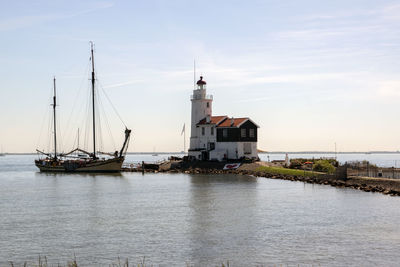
[52,77,57,160]
[90,42,96,159]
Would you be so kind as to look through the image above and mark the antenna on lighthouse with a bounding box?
[193,59,196,90]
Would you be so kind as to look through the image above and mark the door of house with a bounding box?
[201,151,209,161]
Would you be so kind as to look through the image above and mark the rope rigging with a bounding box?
[98,80,128,128]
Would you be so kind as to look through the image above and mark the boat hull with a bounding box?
[35,157,124,173]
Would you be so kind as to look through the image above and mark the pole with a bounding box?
[194,60,196,90]
[90,42,96,159]
[184,124,186,153]
[335,142,337,160]
[53,77,57,160]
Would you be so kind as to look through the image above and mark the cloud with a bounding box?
[277,25,383,42]
[0,1,114,31]
[0,14,58,31]
[210,67,366,88]
[102,79,144,89]
[382,4,400,20]
[285,3,399,43]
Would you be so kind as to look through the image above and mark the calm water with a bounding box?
[1,155,400,266]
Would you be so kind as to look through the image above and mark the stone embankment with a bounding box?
[123,161,400,197]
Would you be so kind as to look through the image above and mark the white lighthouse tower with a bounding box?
[188,76,213,159]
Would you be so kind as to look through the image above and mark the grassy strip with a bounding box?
[256,165,320,177]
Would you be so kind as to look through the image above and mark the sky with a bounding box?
[0,0,399,153]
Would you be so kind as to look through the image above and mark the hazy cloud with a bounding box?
[0,1,114,31]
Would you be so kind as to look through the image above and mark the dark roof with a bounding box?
[218,117,248,127]
[197,115,259,128]
[196,76,206,85]
[197,116,228,125]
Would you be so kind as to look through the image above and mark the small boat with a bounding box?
[35,43,131,172]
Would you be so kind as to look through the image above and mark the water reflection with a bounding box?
[2,157,400,266]
[35,172,123,178]
[189,173,257,185]
[187,174,259,265]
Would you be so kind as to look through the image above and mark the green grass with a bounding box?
[256,165,320,177]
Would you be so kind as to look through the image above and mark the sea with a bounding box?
[1,153,400,266]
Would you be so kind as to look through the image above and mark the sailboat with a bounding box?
[35,43,131,172]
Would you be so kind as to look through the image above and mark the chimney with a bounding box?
[206,115,211,123]
[231,118,234,126]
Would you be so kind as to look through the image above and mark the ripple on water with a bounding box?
[1,155,400,266]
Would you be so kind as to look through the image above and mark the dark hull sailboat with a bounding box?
[35,156,124,172]
[35,43,131,173]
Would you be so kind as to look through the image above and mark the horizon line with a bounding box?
[3,151,400,155]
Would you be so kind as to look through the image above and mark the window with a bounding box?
[211,127,214,135]
[202,127,205,136]
[223,129,228,138]
[249,128,255,138]
[241,128,246,138]
[207,102,210,108]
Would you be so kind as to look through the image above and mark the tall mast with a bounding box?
[90,42,96,159]
[52,77,57,159]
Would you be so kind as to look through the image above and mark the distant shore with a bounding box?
[3,151,400,155]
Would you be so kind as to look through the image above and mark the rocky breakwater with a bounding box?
[238,169,400,197]
[238,163,400,197]
[124,161,400,197]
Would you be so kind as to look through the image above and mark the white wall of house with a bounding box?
[211,141,257,161]
[240,142,258,159]
[214,142,239,160]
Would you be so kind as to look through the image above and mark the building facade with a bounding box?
[188,76,259,161]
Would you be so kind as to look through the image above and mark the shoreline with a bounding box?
[2,151,400,155]
[123,161,400,197]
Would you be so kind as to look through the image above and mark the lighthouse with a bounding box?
[189,76,213,158]
[188,75,259,161]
